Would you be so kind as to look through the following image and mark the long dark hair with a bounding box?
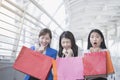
[87,29,107,49]
[58,31,78,57]
[38,28,52,48]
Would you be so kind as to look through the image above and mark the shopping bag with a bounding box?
[83,51,106,78]
[52,60,58,80]
[13,46,53,80]
[53,57,84,80]
[106,51,114,74]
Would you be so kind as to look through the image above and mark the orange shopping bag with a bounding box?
[52,60,57,80]
[106,51,114,74]
[83,51,107,78]
[13,46,53,80]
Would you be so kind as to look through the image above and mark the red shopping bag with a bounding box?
[53,57,84,80]
[13,46,53,80]
[83,51,107,78]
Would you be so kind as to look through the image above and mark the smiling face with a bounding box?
[39,33,51,47]
[61,38,72,50]
[90,32,103,48]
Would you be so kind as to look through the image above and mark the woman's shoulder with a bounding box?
[30,45,36,50]
[47,47,57,53]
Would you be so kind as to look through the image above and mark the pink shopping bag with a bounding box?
[53,57,84,80]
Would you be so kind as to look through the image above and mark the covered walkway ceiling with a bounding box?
[1,0,120,41]
[64,0,120,40]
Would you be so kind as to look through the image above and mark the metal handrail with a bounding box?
[1,3,43,29]
[0,0,59,59]
[5,0,48,28]
[0,11,38,31]
[0,25,19,34]
[0,34,17,40]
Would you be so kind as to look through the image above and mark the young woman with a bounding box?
[58,31,82,58]
[87,29,106,52]
[24,28,57,80]
[86,29,115,80]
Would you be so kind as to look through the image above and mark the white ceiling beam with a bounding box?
[29,0,64,31]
